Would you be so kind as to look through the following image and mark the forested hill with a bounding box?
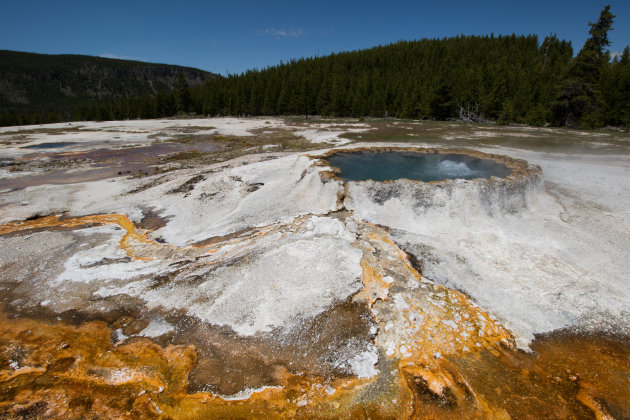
[196,30,628,128]
[82,33,628,129]
[201,34,575,125]
[0,50,218,125]
[198,6,627,129]
[201,6,626,128]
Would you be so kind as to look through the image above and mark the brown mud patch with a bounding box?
[0,142,223,191]
[135,207,170,232]
[192,226,259,247]
[49,141,221,164]
[431,332,630,419]
[0,166,148,191]
[336,119,630,154]
[176,298,374,395]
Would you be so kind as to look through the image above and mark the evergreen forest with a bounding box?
[2,6,628,129]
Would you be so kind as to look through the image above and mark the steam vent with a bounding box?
[0,119,629,419]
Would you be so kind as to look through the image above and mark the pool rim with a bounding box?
[312,146,539,185]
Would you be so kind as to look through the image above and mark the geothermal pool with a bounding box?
[326,151,512,182]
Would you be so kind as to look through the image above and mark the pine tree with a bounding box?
[429,83,456,120]
[553,5,615,127]
[175,73,192,114]
[601,45,630,126]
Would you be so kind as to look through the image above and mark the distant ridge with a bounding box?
[0,50,219,124]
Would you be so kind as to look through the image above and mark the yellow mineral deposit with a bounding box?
[0,306,395,418]
[0,215,629,418]
[354,259,390,306]
[0,214,157,260]
[356,224,519,418]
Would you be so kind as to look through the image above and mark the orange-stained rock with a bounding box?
[1,215,629,419]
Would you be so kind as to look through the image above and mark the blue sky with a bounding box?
[1,1,628,75]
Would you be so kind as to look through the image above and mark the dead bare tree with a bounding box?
[457,101,494,124]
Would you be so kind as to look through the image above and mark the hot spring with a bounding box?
[326,151,512,182]
[320,148,542,216]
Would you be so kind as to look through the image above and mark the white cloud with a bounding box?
[257,27,304,39]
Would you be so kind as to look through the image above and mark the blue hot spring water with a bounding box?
[326,151,512,182]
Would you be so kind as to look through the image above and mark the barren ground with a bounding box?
[0,117,628,419]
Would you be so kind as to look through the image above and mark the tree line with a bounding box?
[2,6,628,128]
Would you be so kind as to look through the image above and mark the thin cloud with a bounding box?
[319,27,335,36]
[258,28,304,39]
